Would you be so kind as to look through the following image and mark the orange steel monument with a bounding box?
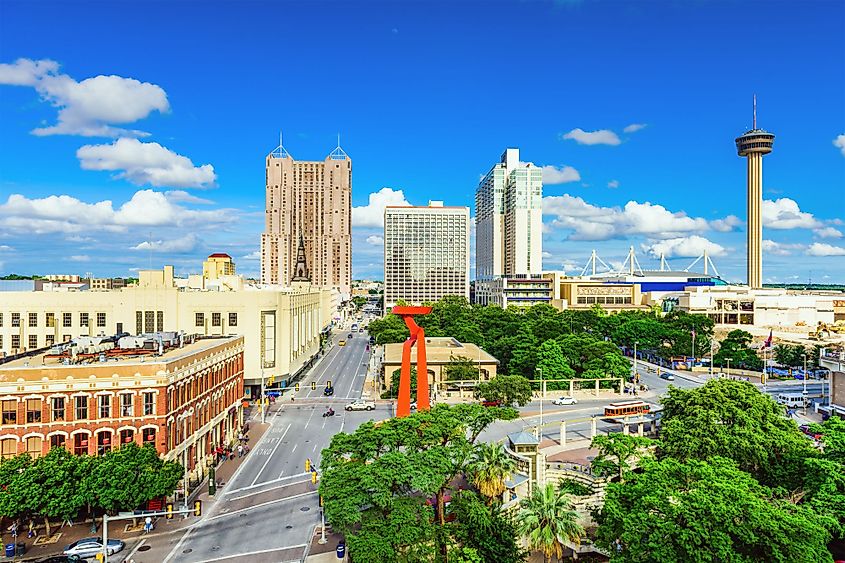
[392,306,432,417]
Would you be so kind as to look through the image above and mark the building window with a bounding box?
[136,311,143,334]
[96,313,106,328]
[229,313,238,327]
[0,313,3,327]
[50,434,66,450]
[63,313,72,327]
[52,397,65,422]
[28,313,38,327]
[120,394,133,417]
[28,335,38,349]
[74,396,88,420]
[46,335,55,347]
[96,432,111,456]
[98,395,111,419]
[212,312,221,327]
[120,429,134,445]
[26,399,41,423]
[143,392,155,416]
[1,401,16,425]
[195,313,205,327]
[145,311,154,333]
[142,428,156,445]
[157,311,164,332]
[46,313,54,327]
[12,335,20,349]
[80,313,89,327]
[26,436,42,458]
[11,313,20,327]
[73,434,88,456]
[1,439,16,459]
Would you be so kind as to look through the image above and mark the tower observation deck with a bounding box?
[735,96,774,290]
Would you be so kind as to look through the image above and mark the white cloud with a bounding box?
[541,251,553,259]
[762,198,820,230]
[366,235,384,245]
[561,128,621,146]
[815,226,843,239]
[607,180,619,189]
[806,242,845,257]
[0,245,13,252]
[352,187,410,227]
[543,195,711,241]
[710,215,742,232]
[132,233,198,253]
[165,190,214,204]
[69,255,90,262]
[77,138,216,189]
[240,250,260,260]
[643,235,726,258]
[834,134,845,156]
[541,165,581,184]
[762,240,807,256]
[0,190,235,234]
[623,123,647,133]
[0,58,169,137]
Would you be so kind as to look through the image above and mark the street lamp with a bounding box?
[536,367,544,440]
[709,338,714,377]
[802,352,808,414]
[726,358,731,376]
[633,341,638,383]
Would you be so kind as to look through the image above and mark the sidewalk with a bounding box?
[12,408,272,562]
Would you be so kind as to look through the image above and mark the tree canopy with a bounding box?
[475,374,533,407]
[713,329,763,371]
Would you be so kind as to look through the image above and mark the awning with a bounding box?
[504,473,529,489]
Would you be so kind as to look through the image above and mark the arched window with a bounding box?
[1,438,17,459]
[26,436,42,458]
[120,429,135,446]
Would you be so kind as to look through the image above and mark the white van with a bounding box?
[776,393,809,408]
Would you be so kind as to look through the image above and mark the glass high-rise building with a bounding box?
[383,202,470,312]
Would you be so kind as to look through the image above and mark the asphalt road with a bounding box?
[153,326,388,563]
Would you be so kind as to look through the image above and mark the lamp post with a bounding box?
[802,352,808,414]
[709,338,714,376]
[633,341,638,384]
[536,367,543,440]
[726,358,731,376]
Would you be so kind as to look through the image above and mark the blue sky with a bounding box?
[1,0,843,283]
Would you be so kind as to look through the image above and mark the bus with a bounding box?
[603,400,651,417]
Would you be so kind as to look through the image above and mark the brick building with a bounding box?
[0,334,244,483]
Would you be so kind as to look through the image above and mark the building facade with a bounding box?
[0,265,336,397]
[383,202,470,311]
[475,148,543,306]
[203,253,236,280]
[0,335,244,486]
[677,286,835,327]
[260,141,352,296]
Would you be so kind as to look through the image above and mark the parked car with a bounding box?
[480,399,501,407]
[63,538,125,558]
[347,333,353,339]
[799,424,823,440]
[345,400,375,411]
[552,396,577,406]
[659,372,675,381]
[36,557,85,563]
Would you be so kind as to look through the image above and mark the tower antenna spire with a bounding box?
[753,94,757,129]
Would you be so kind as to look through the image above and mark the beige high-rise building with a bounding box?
[203,253,236,280]
[261,139,352,296]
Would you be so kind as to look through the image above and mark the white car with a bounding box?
[64,537,125,558]
[345,400,375,411]
[552,396,577,406]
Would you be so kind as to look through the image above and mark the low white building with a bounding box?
[677,286,836,327]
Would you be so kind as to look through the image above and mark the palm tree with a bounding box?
[468,442,516,502]
[517,483,584,563]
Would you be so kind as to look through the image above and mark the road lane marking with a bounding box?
[123,538,146,561]
[225,472,311,497]
[250,423,292,487]
[195,544,308,563]
[204,490,318,523]
[291,443,297,453]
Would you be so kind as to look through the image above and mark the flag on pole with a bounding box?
[763,330,773,349]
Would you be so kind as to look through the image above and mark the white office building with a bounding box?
[383,202,470,311]
[475,148,543,306]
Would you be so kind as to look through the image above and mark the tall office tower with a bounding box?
[735,97,774,289]
[475,148,543,305]
[261,138,352,295]
[383,202,470,311]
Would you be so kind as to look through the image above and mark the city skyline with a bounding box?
[1,1,844,283]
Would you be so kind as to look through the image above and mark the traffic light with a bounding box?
[311,471,318,485]
[194,500,202,517]
[320,495,324,507]
[295,383,300,392]
[305,458,311,472]
[311,382,316,390]
[268,375,275,386]
[166,503,174,520]
[326,380,332,388]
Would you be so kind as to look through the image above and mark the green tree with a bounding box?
[468,442,516,502]
[383,367,417,399]
[590,433,654,483]
[659,379,814,487]
[595,456,833,563]
[0,453,36,524]
[475,374,533,407]
[507,325,538,376]
[517,483,583,563]
[713,329,763,371]
[611,318,665,351]
[535,339,576,389]
[444,355,480,381]
[32,448,87,535]
[803,417,845,538]
[449,490,527,563]
[774,344,807,369]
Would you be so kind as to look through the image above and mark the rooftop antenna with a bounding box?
[753,94,757,129]
[271,129,291,159]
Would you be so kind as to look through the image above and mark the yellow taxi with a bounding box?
[338,340,346,347]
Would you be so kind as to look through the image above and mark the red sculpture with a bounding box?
[391,306,432,417]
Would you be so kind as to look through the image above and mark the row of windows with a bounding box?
[195,312,239,328]
[1,333,67,351]
[0,428,156,459]
[576,296,633,305]
[167,355,242,411]
[0,312,105,328]
[0,393,156,426]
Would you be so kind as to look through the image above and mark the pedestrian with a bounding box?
[237,444,243,458]
[144,517,153,534]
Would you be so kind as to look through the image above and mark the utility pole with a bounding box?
[709,338,714,376]
[803,352,808,414]
[537,368,544,440]
[633,341,638,382]
[261,371,266,424]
